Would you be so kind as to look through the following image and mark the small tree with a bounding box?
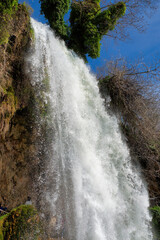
[39,0,70,40]
[39,0,126,60]
[68,0,126,60]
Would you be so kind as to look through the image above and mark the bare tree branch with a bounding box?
[98,58,160,203]
[100,0,159,40]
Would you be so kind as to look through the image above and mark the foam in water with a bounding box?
[26,18,153,240]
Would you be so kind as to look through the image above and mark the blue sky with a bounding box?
[19,0,160,73]
[89,7,160,72]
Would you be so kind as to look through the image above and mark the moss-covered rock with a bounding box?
[0,3,33,139]
[0,0,18,45]
[0,2,39,210]
[0,215,7,240]
[150,206,160,239]
[0,205,42,240]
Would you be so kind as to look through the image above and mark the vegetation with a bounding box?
[0,1,33,46]
[150,206,160,239]
[39,0,70,40]
[0,0,18,15]
[0,205,42,240]
[98,59,160,194]
[39,0,158,57]
[68,1,126,60]
[0,0,18,45]
[96,0,158,41]
[39,0,126,60]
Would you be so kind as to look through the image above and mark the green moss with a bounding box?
[29,25,35,42]
[0,1,18,45]
[0,0,18,15]
[0,28,10,45]
[1,86,18,109]
[0,19,10,45]
[0,205,42,240]
[150,206,160,239]
[0,215,8,240]
[21,3,35,42]
[0,1,33,46]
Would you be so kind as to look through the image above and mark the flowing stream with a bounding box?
[27,18,153,240]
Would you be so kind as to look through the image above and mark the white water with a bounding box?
[27,19,153,240]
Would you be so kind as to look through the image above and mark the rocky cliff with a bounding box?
[0,4,38,210]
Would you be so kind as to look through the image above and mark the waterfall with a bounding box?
[26,18,153,240]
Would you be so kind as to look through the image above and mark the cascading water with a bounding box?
[26,18,153,240]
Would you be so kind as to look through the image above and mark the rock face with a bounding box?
[0,5,38,209]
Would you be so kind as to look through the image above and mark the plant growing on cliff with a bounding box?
[39,0,126,60]
[68,1,126,60]
[0,0,18,45]
[0,0,18,15]
[150,206,160,239]
[39,0,70,40]
[0,205,42,240]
